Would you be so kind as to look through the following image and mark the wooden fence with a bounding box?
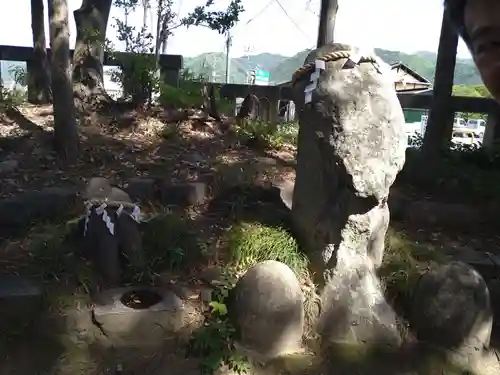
[1,44,499,148]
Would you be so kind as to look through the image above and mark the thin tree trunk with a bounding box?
[201,84,220,121]
[317,0,338,47]
[48,0,79,162]
[420,9,458,179]
[29,0,52,104]
[154,0,165,69]
[141,0,148,28]
[72,0,113,108]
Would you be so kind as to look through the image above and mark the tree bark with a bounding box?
[419,9,458,179]
[201,84,220,121]
[236,93,259,124]
[141,0,148,28]
[72,0,113,108]
[317,0,338,47]
[154,0,165,68]
[29,0,52,104]
[48,0,79,162]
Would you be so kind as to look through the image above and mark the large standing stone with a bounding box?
[317,264,402,347]
[229,260,304,361]
[291,43,406,276]
[290,43,406,348]
[410,261,492,366]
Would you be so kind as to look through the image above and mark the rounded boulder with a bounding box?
[229,260,305,360]
[410,261,492,357]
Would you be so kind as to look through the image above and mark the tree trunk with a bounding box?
[201,84,220,121]
[317,0,338,47]
[29,0,52,104]
[154,0,165,69]
[72,0,113,108]
[419,9,458,179]
[141,0,148,28]
[236,93,259,125]
[48,0,79,162]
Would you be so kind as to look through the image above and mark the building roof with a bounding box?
[274,62,433,91]
[390,62,432,85]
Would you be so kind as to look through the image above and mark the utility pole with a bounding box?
[317,0,338,47]
[225,31,232,83]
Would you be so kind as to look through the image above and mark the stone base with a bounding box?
[0,276,43,332]
[318,266,402,348]
[92,286,201,345]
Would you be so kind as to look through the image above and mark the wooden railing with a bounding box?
[0,45,183,89]
[1,44,499,147]
[217,83,500,147]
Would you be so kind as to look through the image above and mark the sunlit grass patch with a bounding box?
[380,228,445,309]
[225,221,308,279]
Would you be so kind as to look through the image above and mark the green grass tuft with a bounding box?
[379,228,445,310]
[21,218,88,283]
[226,222,308,278]
[141,213,203,275]
[235,120,298,149]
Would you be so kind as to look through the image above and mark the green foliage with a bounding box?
[452,84,490,97]
[188,270,250,375]
[379,229,444,311]
[110,0,244,109]
[1,88,27,107]
[452,84,491,121]
[226,222,308,277]
[401,146,500,203]
[235,120,298,148]
[11,218,94,294]
[158,70,207,109]
[158,69,234,113]
[141,213,203,276]
[0,65,28,106]
[9,65,27,86]
[108,0,157,107]
[182,0,244,35]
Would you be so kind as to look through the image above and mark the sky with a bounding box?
[0,0,472,59]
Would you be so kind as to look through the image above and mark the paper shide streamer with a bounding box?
[83,202,141,236]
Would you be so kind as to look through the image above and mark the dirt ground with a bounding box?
[1,102,499,265]
[1,103,500,374]
[0,103,298,375]
[0,104,292,197]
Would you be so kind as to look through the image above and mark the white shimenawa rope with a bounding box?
[303,51,376,105]
[83,202,141,236]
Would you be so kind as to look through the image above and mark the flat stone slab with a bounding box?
[93,286,184,315]
[0,187,80,237]
[0,276,43,298]
[92,286,199,345]
[0,276,43,331]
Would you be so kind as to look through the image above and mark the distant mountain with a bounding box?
[183,52,287,83]
[268,48,482,85]
[1,48,482,87]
